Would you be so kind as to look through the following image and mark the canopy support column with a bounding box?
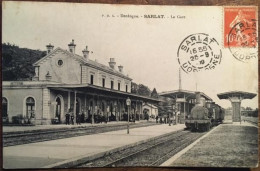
[229,97,242,123]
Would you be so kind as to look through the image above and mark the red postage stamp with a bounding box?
[224,7,257,48]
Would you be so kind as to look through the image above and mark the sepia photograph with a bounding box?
[2,1,258,169]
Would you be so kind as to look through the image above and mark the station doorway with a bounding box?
[55,97,61,122]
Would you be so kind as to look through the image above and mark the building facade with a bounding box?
[2,40,160,125]
[142,103,158,118]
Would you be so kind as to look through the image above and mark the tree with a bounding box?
[131,82,138,94]
[137,84,151,97]
[2,43,46,81]
[151,88,158,98]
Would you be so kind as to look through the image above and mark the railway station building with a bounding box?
[159,89,212,123]
[142,103,158,118]
[2,40,160,125]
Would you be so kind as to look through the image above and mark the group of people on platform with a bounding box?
[62,108,183,125]
[64,109,140,125]
[155,111,181,126]
[65,109,85,125]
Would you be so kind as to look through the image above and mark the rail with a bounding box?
[77,130,205,167]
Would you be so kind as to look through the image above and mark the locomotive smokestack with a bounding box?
[195,92,201,106]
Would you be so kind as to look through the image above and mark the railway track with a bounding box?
[242,117,258,126]
[245,120,258,126]
[77,130,206,167]
[3,122,156,147]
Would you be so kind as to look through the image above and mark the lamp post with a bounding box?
[126,97,131,134]
[172,105,176,125]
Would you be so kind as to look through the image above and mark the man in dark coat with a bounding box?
[156,115,159,123]
[76,112,81,125]
[71,112,74,125]
[65,109,70,125]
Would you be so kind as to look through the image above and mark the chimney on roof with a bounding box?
[109,58,116,69]
[118,65,123,73]
[82,46,89,60]
[68,39,76,54]
[46,43,54,55]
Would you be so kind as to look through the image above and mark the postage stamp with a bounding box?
[177,33,222,73]
[224,7,258,62]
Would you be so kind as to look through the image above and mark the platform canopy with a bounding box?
[159,89,212,101]
[47,83,162,103]
[217,91,257,100]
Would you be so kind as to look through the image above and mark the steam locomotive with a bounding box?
[185,92,225,132]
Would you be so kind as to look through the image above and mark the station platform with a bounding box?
[3,123,185,169]
[162,121,258,167]
[3,120,150,133]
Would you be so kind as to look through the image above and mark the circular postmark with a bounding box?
[177,33,222,73]
[228,19,258,62]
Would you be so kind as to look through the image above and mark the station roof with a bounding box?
[47,83,161,103]
[33,47,132,81]
[3,81,161,103]
[217,91,257,100]
[159,89,212,101]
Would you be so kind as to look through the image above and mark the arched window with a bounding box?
[26,97,35,118]
[2,97,8,118]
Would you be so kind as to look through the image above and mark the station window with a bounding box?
[26,97,35,118]
[126,85,128,92]
[57,60,63,66]
[118,83,121,91]
[90,75,94,85]
[2,97,8,118]
[102,78,105,87]
[111,81,114,89]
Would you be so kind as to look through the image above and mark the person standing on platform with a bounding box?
[65,109,70,125]
[168,114,172,126]
[78,112,81,125]
[70,111,74,125]
[177,111,180,124]
[172,111,176,125]
[76,112,80,125]
[156,115,158,123]
[81,110,85,123]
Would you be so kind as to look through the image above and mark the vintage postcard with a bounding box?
[2,1,258,169]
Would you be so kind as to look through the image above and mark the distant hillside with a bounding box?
[2,43,46,81]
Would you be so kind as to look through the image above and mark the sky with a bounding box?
[2,1,258,109]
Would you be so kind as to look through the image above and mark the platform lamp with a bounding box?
[126,97,131,134]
